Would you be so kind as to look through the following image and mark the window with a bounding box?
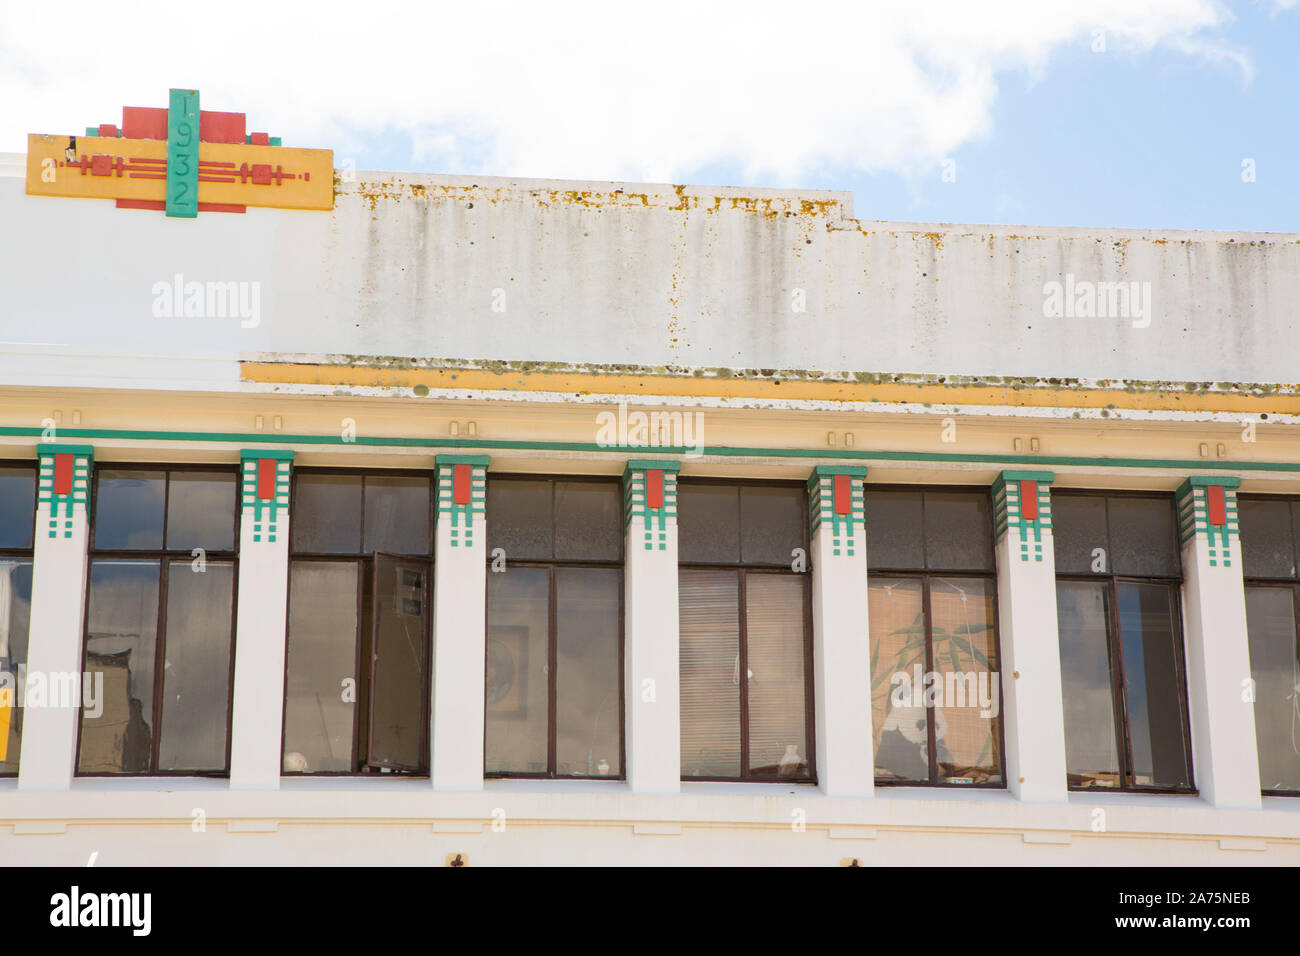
[677,480,813,781]
[1052,491,1193,792]
[0,464,36,775]
[282,470,434,774]
[484,476,623,777]
[866,487,1004,787]
[77,467,238,775]
[1238,495,1300,795]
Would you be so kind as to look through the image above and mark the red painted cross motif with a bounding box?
[1020,481,1038,521]
[256,458,277,500]
[646,469,664,509]
[1207,484,1227,526]
[53,454,74,495]
[453,464,471,505]
[833,474,851,515]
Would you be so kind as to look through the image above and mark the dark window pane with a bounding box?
[740,486,805,566]
[555,568,622,777]
[1051,494,1109,574]
[745,574,809,777]
[924,491,993,571]
[486,480,553,561]
[679,569,740,777]
[677,484,740,564]
[367,554,428,770]
[94,471,165,550]
[79,560,160,773]
[166,471,235,552]
[1117,582,1192,789]
[1244,586,1300,792]
[484,567,549,773]
[0,560,33,773]
[868,577,929,783]
[1056,581,1122,788]
[291,475,362,554]
[554,481,622,561]
[1109,497,1179,577]
[930,577,1001,784]
[1239,499,1297,580]
[157,561,234,771]
[0,468,35,549]
[1293,502,1300,572]
[364,476,431,555]
[283,562,358,772]
[865,490,924,570]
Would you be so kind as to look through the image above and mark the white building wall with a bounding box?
[2,157,1299,865]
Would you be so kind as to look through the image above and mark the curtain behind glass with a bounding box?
[679,570,740,777]
[744,574,808,777]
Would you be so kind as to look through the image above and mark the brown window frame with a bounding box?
[865,483,1006,790]
[76,462,241,778]
[1053,488,1196,795]
[282,466,436,776]
[1237,493,1300,797]
[483,474,626,780]
[677,477,816,785]
[0,460,38,777]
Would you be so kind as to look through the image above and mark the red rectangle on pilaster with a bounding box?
[833,474,851,515]
[646,469,664,509]
[453,464,471,505]
[1207,484,1226,526]
[256,459,276,500]
[1020,481,1038,521]
[53,454,73,495]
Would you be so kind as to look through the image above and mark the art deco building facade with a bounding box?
[1,99,1298,864]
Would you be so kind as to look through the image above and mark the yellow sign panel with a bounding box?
[26,133,334,211]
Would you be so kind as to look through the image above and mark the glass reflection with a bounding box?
[78,561,160,773]
[1056,581,1121,787]
[1245,586,1300,792]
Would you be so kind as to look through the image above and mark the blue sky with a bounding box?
[3,1,1296,232]
[343,5,1299,233]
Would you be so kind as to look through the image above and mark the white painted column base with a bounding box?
[992,472,1068,803]
[623,461,681,794]
[430,456,488,791]
[229,450,293,791]
[1177,477,1261,809]
[18,445,93,791]
[809,467,873,797]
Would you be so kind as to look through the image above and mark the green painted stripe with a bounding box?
[4,425,1300,474]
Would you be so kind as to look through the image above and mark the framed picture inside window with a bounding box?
[486,625,530,720]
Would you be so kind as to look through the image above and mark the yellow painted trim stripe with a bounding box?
[241,362,1300,415]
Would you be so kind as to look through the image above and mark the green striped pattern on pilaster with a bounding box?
[992,470,1054,563]
[622,460,680,552]
[240,449,293,543]
[1176,476,1241,568]
[807,466,866,558]
[37,444,93,539]
[437,455,488,548]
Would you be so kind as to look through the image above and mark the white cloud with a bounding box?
[0,0,1252,183]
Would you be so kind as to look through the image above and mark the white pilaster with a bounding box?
[992,471,1068,802]
[622,460,681,794]
[229,449,293,790]
[1176,477,1261,809]
[430,455,488,791]
[809,466,873,796]
[18,445,93,791]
